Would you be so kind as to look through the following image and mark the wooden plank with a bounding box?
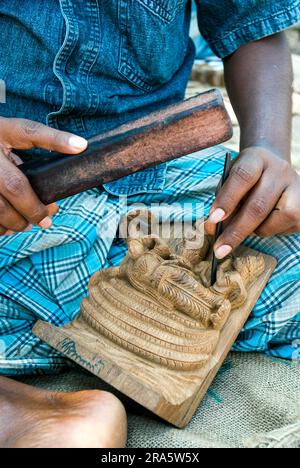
[33,247,276,428]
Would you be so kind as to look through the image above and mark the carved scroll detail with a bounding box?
[80,214,266,371]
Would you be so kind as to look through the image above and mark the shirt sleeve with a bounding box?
[195,0,300,58]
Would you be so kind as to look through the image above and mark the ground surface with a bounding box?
[187,52,300,173]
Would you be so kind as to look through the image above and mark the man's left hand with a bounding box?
[205,146,300,259]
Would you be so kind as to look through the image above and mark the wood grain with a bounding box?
[33,245,276,428]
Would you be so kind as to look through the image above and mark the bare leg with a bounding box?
[0,377,127,448]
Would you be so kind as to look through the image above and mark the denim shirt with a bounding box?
[0,0,299,196]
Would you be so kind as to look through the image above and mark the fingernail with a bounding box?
[25,224,33,232]
[5,230,14,236]
[209,208,226,224]
[68,136,88,151]
[38,216,52,229]
[215,245,232,260]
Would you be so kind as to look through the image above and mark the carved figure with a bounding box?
[80,213,265,371]
[33,211,276,427]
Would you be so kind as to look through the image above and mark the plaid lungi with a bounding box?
[0,147,299,375]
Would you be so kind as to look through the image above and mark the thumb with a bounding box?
[0,117,88,154]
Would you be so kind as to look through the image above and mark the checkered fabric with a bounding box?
[0,147,299,375]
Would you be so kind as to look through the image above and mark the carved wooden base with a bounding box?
[33,246,276,428]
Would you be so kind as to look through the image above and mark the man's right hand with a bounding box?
[0,117,88,235]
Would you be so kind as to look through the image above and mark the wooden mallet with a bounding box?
[19,89,233,205]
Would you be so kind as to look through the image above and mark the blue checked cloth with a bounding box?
[0,147,299,375]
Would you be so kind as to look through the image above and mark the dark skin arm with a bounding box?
[206,32,300,259]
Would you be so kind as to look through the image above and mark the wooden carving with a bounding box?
[33,213,277,428]
[82,235,265,371]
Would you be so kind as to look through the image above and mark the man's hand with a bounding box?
[206,147,300,259]
[212,33,298,259]
[0,117,87,235]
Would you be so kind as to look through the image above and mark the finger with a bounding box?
[256,187,300,237]
[204,219,216,236]
[0,153,51,226]
[205,211,235,236]
[255,211,293,237]
[3,225,33,236]
[258,222,297,237]
[0,117,88,154]
[279,226,300,236]
[47,203,59,216]
[206,191,244,236]
[214,174,285,258]
[6,152,23,166]
[0,195,30,231]
[207,151,264,226]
